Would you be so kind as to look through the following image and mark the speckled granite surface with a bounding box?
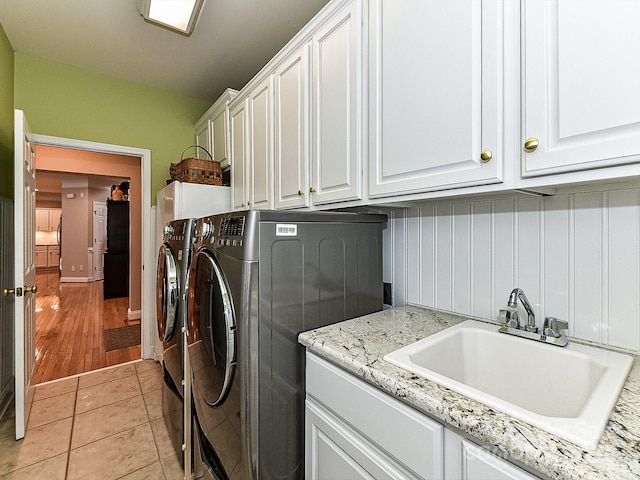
[298,305,640,480]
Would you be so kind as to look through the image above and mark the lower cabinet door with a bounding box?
[461,440,538,480]
[35,248,48,268]
[306,398,422,480]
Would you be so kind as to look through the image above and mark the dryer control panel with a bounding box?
[216,216,246,247]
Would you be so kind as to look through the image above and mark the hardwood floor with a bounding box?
[34,270,141,384]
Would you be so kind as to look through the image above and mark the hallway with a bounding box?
[35,270,140,384]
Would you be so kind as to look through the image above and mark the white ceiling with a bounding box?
[0,0,330,103]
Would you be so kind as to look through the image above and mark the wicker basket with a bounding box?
[170,146,222,186]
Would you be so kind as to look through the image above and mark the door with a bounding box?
[311,0,363,205]
[92,201,107,281]
[274,44,310,210]
[156,243,179,343]
[186,248,241,477]
[368,0,503,198]
[231,98,249,210]
[12,110,37,439]
[249,77,273,209]
[522,0,640,177]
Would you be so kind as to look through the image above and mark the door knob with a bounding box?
[524,138,539,152]
[24,285,37,294]
[3,287,23,297]
[480,150,492,163]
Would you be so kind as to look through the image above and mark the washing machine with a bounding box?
[156,218,195,469]
[187,210,387,479]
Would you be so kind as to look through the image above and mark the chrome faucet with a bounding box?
[498,288,569,347]
[498,288,537,332]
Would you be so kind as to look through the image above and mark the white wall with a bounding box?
[385,183,640,352]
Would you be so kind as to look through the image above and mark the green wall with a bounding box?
[14,53,211,204]
[0,24,14,199]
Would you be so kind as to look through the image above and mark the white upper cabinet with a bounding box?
[35,208,61,232]
[248,76,274,209]
[368,0,504,198]
[310,0,363,205]
[230,97,249,210]
[195,88,238,168]
[274,44,310,210]
[231,77,274,212]
[522,0,640,178]
[273,0,363,210]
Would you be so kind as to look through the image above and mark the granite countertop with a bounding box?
[298,305,640,480]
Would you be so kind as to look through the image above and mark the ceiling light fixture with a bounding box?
[137,0,205,36]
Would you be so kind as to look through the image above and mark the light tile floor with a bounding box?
[0,360,184,480]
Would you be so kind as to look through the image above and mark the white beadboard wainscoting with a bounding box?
[382,184,640,353]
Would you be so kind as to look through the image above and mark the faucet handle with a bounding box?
[498,307,519,329]
[543,317,568,338]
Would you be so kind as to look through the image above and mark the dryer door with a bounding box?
[156,243,179,342]
[188,248,237,406]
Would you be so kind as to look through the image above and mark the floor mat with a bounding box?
[104,324,141,351]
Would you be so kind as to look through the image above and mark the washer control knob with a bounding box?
[201,221,214,238]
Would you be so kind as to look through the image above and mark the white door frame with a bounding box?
[92,201,107,281]
[32,134,155,359]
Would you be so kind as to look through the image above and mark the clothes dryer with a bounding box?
[156,218,195,468]
[187,210,387,479]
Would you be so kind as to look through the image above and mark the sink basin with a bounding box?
[383,319,633,450]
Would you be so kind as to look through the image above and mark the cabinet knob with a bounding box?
[480,150,492,163]
[309,187,316,193]
[24,285,37,294]
[298,190,304,196]
[524,138,539,152]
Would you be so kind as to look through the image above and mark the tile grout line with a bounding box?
[64,379,79,480]
[137,365,172,480]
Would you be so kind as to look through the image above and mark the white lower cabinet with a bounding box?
[306,353,543,480]
[36,246,48,268]
[444,430,539,480]
[307,398,421,480]
[36,245,60,268]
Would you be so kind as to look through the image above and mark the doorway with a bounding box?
[31,134,154,383]
[34,172,135,383]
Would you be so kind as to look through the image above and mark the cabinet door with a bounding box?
[311,0,363,205]
[522,0,640,177]
[35,209,49,231]
[230,98,249,210]
[47,247,60,268]
[461,440,537,480]
[35,247,48,268]
[249,77,273,209]
[306,399,420,480]
[368,0,503,198]
[211,109,229,168]
[49,209,61,233]
[195,119,212,159]
[274,44,310,210]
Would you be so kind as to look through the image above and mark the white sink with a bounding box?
[383,320,634,450]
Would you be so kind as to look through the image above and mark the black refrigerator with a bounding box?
[103,200,129,299]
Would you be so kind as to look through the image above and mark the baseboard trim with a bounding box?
[60,276,92,283]
[128,309,142,320]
